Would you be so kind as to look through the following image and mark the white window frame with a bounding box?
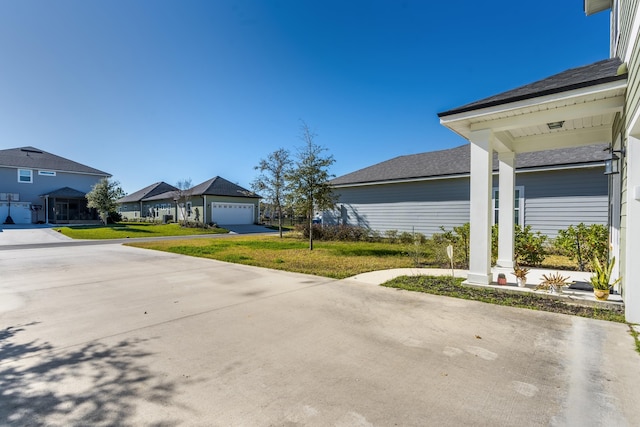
[18,169,33,183]
[492,186,525,227]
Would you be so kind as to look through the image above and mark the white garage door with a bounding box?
[0,202,32,224]
[211,202,254,225]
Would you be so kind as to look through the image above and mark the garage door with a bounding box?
[0,202,32,224]
[211,202,254,225]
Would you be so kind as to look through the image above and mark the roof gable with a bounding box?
[331,143,608,186]
[0,146,110,176]
[117,181,179,203]
[438,58,625,117]
[40,187,88,198]
[190,176,259,198]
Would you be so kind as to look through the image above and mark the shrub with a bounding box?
[294,223,371,242]
[384,230,399,243]
[515,225,547,266]
[554,223,608,271]
[433,223,470,269]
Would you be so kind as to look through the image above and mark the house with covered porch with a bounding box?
[438,0,639,323]
[0,146,110,224]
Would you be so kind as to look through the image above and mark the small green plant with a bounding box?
[555,223,608,271]
[491,224,547,266]
[515,225,547,266]
[535,272,573,293]
[405,232,427,267]
[590,256,621,290]
[434,223,470,268]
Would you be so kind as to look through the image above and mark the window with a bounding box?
[18,169,32,183]
[492,186,524,226]
[187,202,192,216]
[38,170,56,176]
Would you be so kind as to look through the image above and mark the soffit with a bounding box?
[440,82,626,153]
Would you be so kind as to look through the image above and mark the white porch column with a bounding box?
[624,135,640,323]
[496,151,515,268]
[468,129,494,285]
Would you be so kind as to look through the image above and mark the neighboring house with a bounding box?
[117,181,179,221]
[0,146,110,224]
[117,176,260,225]
[434,0,639,322]
[182,176,260,225]
[326,144,608,238]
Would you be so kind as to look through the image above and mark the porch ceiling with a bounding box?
[440,81,627,154]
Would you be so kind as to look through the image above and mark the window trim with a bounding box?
[38,170,56,176]
[17,169,33,183]
[492,186,525,227]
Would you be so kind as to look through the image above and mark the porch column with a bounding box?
[496,151,515,268]
[624,135,640,323]
[468,129,494,285]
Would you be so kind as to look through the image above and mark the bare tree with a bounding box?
[286,121,336,250]
[172,179,193,226]
[252,148,291,238]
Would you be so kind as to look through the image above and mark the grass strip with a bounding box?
[55,223,228,239]
[382,275,626,323]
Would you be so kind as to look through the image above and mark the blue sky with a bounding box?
[0,1,610,194]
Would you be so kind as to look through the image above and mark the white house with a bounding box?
[438,0,639,323]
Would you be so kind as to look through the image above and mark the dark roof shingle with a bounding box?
[0,146,110,176]
[117,181,179,203]
[190,176,259,198]
[331,144,608,186]
[438,58,625,117]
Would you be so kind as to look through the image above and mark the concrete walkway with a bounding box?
[1,242,639,426]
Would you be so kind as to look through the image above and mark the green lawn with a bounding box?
[54,223,229,239]
[128,235,416,279]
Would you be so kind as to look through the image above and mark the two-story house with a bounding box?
[0,147,110,224]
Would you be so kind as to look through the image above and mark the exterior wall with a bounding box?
[326,178,470,237]
[0,166,107,223]
[327,167,607,238]
[118,202,142,220]
[515,167,608,237]
[0,166,106,205]
[619,0,640,322]
[613,0,640,322]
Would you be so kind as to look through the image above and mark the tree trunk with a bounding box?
[308,215,313,251]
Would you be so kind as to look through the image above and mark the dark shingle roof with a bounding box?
[331,144,608,186]
[0,146,110,176]
[40,187,88,198]
[438,58,625,117]
[190,176,260,198]
[117,181,179,203]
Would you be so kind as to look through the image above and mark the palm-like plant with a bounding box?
[590,256,622,290]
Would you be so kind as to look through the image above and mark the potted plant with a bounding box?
[511,264,530,287]
[535,272,573,294]
[590,256,622,301]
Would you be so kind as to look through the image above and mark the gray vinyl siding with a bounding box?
[514,167,608,237]
[0,166,107,206]
[616,0,638,61]
[329,167,607,238]
[327,178,471,236]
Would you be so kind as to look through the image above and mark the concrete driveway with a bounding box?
[1,243,639,426]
